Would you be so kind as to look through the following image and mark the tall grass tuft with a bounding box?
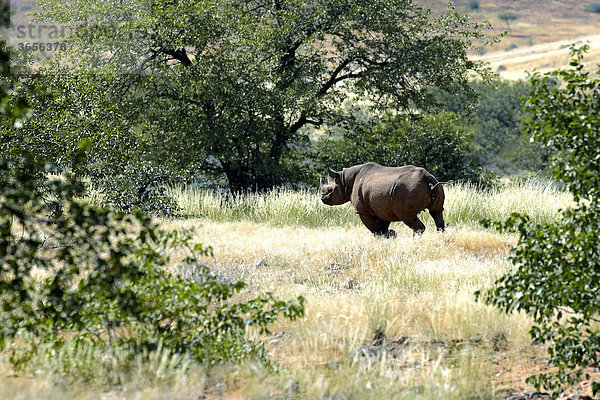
[10,340,192,387]
[446,179,571,227]
[167,179,571,228]
[166,186,360,228]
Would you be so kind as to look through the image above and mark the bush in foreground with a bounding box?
[0,156,305,383]
[479,45,600,397]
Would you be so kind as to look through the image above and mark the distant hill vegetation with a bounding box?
[421,0,600,48]
[420,1,600,79]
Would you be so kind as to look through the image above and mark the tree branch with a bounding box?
[289,114,323,135]
[161,48,192,67]
[1,204,57,225]
[278,39,302,74]
[557,306,600,323]
[318,58,353,95]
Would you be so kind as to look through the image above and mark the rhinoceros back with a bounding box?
[351,164,436,222]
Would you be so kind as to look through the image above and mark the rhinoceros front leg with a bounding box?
[359,214,395,238]
[402,216,426,236]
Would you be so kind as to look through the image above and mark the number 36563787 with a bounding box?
[18,42,67,51]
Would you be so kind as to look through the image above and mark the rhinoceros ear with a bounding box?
[327,167,341,182]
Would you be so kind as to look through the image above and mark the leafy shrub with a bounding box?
[479,45,600,397]
[314,110,495,186]
[0,45,29,126]
[584,2,600,13]
[7,67,186,216]
[90,158,182,216]
[0,156,304,377]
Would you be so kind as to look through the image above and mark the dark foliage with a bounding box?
[314,110,495,185]
[432,80,549,174]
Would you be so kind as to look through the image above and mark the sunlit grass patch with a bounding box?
[446,179,572,228]
[0,341,205,400]
[168,178,572,230]
[149,218,536,398]
[166,186,359,228]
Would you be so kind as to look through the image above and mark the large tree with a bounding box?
[31,0,493,191]
[2,7,305,372]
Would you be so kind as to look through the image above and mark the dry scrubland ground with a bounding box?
[1,182,590,399]
[474,34,600,80]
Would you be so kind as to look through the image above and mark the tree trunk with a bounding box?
[220,157,282,193]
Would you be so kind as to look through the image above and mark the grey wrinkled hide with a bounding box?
[320,163,446,237]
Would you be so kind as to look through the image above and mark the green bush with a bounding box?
[0,37,305,379]
[0,156,304,377]
[0,44,29,126]
[432,79,549,174]
[584,2,600,13]
[9,72,183,216]
[479,45,600,397]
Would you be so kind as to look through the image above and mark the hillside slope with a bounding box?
[475,34,600,80]
[422,0,600,80]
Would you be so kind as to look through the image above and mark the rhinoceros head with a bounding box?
[320,168,347,205]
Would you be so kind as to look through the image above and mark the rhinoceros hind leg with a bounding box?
[429,210,446,232]
[403,216,425,236]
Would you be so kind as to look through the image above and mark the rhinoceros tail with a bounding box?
[429,181,449,191]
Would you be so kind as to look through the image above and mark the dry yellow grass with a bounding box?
[146,219,538,398]
[421,0,600,81]
[424,0,600,49]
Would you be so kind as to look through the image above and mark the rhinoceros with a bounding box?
[320,163,447,237]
